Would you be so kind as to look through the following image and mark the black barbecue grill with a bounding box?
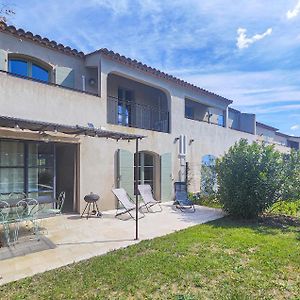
[81,193,102,219]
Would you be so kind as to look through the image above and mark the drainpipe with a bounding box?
[225,107,229,128]
[82,75,86,92]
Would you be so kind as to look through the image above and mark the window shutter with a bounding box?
[161,153,172,202]
[55,66,75,88]
[0,49,7,71]
[117,149,134,201]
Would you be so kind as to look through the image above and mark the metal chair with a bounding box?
[112,188,145,220]
[8,192,27,201]
[14,199,40,242]
[138,184,162,213]
[174,191,195,213]
[49,191,65,215]
[0,200,12,245]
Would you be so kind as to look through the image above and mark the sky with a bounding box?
[4,0,300,135]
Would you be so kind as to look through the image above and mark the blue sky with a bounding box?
[5,0,300,135]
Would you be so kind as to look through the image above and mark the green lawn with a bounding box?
[1,217,300,300]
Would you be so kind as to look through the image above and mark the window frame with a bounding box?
[8,54,52,83]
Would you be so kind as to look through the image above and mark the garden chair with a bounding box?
[175,191,195,213]
[14,199,40,242]
[40,191,66,216]
[138,184,162,213]
[112,188,145,220]
[0,200,13,245]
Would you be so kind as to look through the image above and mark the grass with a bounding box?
[0,217,300,300]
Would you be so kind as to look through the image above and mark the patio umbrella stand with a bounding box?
[81,193,102,220]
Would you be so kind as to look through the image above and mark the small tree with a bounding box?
[216,139,284,218]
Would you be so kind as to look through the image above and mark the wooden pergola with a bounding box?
[0,115,146,240]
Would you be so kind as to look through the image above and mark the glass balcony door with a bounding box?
[117,88,133,126]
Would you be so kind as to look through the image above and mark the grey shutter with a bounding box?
[0,49,7,71]
[161,153,172,202]
[55,66,75,88]
[117,149,134,200]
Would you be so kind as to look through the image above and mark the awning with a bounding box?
[0,115,144,240]
[0,115,145,140]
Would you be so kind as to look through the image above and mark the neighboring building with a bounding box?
[256,122,299,150]
[0,22,299,212]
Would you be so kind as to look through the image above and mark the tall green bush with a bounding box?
[216,139,284,218]
[282,150,300,202]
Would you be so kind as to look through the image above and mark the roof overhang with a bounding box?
[0,116,145,141]
[256,121,279,132]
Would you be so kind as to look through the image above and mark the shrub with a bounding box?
[282,150,300,202]
[216,139,284,219]
[270,200,300,217]
[189,192,221,208]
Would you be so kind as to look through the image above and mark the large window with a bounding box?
[8,57,50,83]
[0,141,25,196]
[0,140,55,201]
[28,143,55,200]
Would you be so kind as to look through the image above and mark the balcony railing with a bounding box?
[107,96,169,133]
[0,70,99,97]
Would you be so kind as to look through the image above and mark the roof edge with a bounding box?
[0,21,85,58]
[256,121,279,132]
[94,48,233,105]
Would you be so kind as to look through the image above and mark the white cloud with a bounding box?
[287,0,300,19]
[291,124,300,130]
[236,27,272,49]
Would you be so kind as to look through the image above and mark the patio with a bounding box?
[0,203,224,285]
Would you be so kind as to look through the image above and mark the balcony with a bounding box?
[106,73,170,133]
[185,98,225,127]
[107,96,169,133]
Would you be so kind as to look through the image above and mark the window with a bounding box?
[0,141,25,197]
[8,57,50,82]
[185,106,194,119]
[0,140,55,202]
[27,143,55,200]
[134,152,154,191]
[118,88,133,126]
[218,114,224,127]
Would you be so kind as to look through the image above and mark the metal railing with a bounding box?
[0,70,99,97]
[107,96,169,133]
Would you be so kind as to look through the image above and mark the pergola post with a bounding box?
[135,138,139,240]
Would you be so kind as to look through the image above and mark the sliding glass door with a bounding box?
[28,143,55,200]
[0,141,25,198]
[0,140,55,202]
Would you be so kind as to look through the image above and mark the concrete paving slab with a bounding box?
[0,203,224,285]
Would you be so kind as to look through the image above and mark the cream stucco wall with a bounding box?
[1,35,297,212]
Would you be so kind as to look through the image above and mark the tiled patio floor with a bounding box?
[0,203,224,285]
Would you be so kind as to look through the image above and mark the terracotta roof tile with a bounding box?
[0,21,233,104]
[93,48,233,104]
[0,21,84,58]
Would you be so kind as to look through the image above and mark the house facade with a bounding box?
[0,22,299,212]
